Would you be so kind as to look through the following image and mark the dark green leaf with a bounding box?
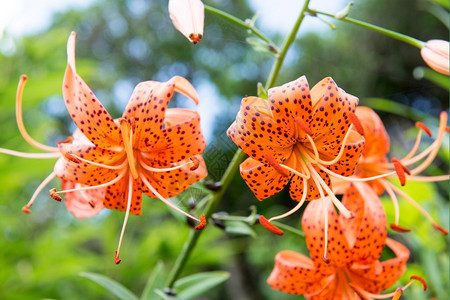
[79,272,139,300]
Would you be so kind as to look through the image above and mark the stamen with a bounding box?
[410,275,427,291]
[57,136,73,144]
[49,188,62,201]
[259,215,284,235]
[314,124,355,166]
[22,172,56,213]
[295,117,313,136]
[189,156,200,171]
[392,288,403,300]
[70,153,128,170]
[392,158,407,186]
[195,214,207,230]
[380,180,401,227]
[318,164,396,182]
[15,75,59,153]
[304,134,320,163]
[119,118,138,179]
[401,126,425,161]
[63,152,82,164]
[0,149,62,159]
[56,169,127,195]
[139,154,199,173]
[390,224,411,233]
[415,121,432,137]
[432,223,449,235]
[115,173,134,265]
[348,112,364,136]
[263,153,290,177]
[322,198,330,264]
[140,173,202,224]
[349,277,420,300]
[269,178,307,222]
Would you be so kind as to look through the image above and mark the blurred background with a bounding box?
[0,0,448,299]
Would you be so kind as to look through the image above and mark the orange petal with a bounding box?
[239,157,291,201]
[267,250,326,295]
[340,182,387,265]
[302,198,352,270]
[355,106,390,159]
[63,34,121,149]
[348,238,410,293]
[420,39,449,76]
[227,96,295,164]
[169,0,204,44]
[104,177,143,215]
[62,180,105,219]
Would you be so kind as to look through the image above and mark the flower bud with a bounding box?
[420,39,449,75]
[169,0,204,44]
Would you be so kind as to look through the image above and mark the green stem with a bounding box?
[204,5,274,45]
[165,0,312,289]
[309,9,425,48]
[265,0,311,89]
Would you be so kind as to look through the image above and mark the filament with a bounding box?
[0,149,61,159]
[268,178,308,222]
[70,153,128,170]
[56,169,127,194]
[379,180,400,225]
[115,173,133,264]
[22,171,56,212]
[318,164,396,182]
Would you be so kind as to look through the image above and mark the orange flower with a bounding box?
[331,106,449,234]
[169,0,204,44]
[51,32,208,262]
[227,76,364,229]
[420,40,449,76]
[267,183,425,299]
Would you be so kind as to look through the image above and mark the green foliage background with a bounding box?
[0,0,448,299]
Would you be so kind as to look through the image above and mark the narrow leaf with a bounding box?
[225,220,256,238]
[79,272,139,300]
[140,261,165,300]
[174,271,230,300]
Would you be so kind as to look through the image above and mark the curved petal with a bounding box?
[356,106,390,159]
[309,77,359,144]
[348,238,409,293]
[141,154,207,199]
[306,271,358,300]
[62,180,105,219]
[227,96,295,163]
[63,33,121,149]
[139,108,206,160]
[267,250,326,295]
[122,76,199,147]
[340,182,387,265]
[239,157,291,201]
[302,198,352,270]
[267,76,313,140]
[104,176,144,215]
[58,141,126,166]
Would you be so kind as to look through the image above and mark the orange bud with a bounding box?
[420,40,449,76]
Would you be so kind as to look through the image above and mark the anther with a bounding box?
[432,223,449,235]
[322,256,330,264]
[259,215,284,235]
[392,158,409,186]
[392,288,403,300]
[410,275,427,291]
[348,112,364,136]
[446,126,449,133]
[63,152,81,163]
[263,153,290,177]
[195,214,207,230]
[390,223,411,233]
[415,121,432,137]
[22,206,32,213]
[88,201,95,208]
[49,188,62,201]
[57,136,73,144]
[189,156,200,170]
[114,251,122,264]
[295,117,313,136]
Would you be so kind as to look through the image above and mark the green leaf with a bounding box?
[141,261,165,300]
[154,289,178,300]
[225,220,256,238]
[79,272,139,300]
[174,271,230,300]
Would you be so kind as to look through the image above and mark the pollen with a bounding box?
[390,223,411,233]
[114,250,122,264]
[259,215,284,235]
[189,156,200,171]
[49,188,62,201]
[415,121,432,137]
[410,275,427,291]
[392,158,408,186]
[195,214,207,230]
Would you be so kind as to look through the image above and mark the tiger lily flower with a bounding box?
[267,183,426,299]
[50,32,208,263]
[169,0,204,44]
[420,40,449,76]
[331,106,449,234]
[227,76,365,232]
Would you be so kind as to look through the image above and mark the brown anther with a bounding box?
[263,153,290,177]
[295,117,313,136]
[63,152,81,164]
[57,136,73,144]
[410,275,427,291]
[114,251,122,264]
[390,223,411,233]
[322,256,330,264]
[49,188,62,202]
[22,206,32,213]
[392,288,403,300]
[259,215,284,235]
[189,156,200,171]
[432,223,448,235]
[415,121,432,137]
[195,214,207,230]
[88,201,95,208]
[348,112,364,136]
[392,158,408,186]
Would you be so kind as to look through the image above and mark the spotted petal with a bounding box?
[356,106,390,159]
[63,32,121,149]
[104,176,144,215]
[62,180,105,219]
